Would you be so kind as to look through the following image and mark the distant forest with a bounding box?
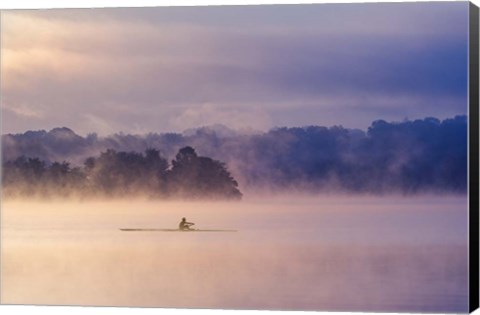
[2,115,467,198]
[2,146,242,199]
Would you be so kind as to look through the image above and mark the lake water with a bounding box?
[0,196,469,312]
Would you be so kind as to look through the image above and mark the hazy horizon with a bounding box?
[2,115,468,197]
[1,114,466,137]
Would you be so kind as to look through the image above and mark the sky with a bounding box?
[0,2,470,136]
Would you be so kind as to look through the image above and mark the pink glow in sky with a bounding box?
[1,2,468,135]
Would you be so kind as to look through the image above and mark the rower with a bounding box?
[179,217,195,230]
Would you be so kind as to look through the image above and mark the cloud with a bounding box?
[1,2,469,135]
[2,103,44,119]
[171,103,272,131]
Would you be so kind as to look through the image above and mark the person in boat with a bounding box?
[179,217,195,230]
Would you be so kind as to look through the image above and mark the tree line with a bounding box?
[2,116,468,195]
[237,116,467,194]
[2,146,242,200]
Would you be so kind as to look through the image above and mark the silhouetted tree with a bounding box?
[45,161,87,196]
[167,146,242,199]
[82,149,169,197]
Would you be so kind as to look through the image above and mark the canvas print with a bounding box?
[0,2,477,313]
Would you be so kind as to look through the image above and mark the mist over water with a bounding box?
[1,195,468,312]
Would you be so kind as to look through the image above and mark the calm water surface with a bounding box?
[1,196,469,312]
